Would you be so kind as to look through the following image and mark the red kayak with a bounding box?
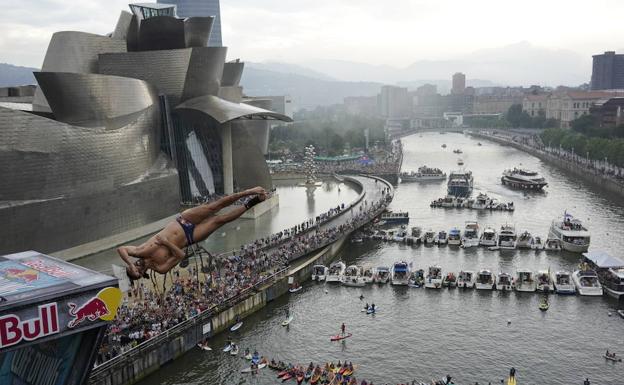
[330,333,352,341]
[281,373,292,382]
[277,370,289,378]
[296,374,304,384]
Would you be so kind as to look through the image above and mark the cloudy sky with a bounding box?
[2,0,623,81]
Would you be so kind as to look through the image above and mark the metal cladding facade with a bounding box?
[1,3,289,254]
[159,0,223,47]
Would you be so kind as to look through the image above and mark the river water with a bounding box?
[137,132,624,385]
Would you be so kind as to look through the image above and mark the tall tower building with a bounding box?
[158,0,222,46]
[591,51,624,90]
[451,72,466,95]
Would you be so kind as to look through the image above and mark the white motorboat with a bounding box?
[401,166,447,182]
[552,271,575,295]
[602,268,624,299]
[498,224,517,250]
[411,226,423,238]
[457,270,475,289]
[442,272,457,288]
[461,221,480,248]
[425,266,443,289]
[533,236,544,250]
[514,270,537,292]
[326,261,346,283]
[536,270,554,292]
[516,231,535,249]
[548,213,590,253]
[373,266,390,284]
[436,230,448,245]
[361,266,374,284]
[572,269,603,296]
[501,167,548,190]
[422,229,436,245]
[311,265,328,281]
[342,265,365,287]
[496,272,513,291]
[544,238,561,251]
[391,261,410,286]
[448,228,462,245]
[475,269,496,290]
[471,193,494,210]
[408,269,425,287]
[479,226,498,247]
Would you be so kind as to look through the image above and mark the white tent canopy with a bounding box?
[583,251,624,268]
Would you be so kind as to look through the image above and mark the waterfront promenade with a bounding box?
[89,175,393,385]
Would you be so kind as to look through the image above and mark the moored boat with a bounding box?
[552,271,575,294]
[448,227,462,245]
[391,261,410,286]
[514,270,536,292]
[381,211,410,224]
[425,266,443,289]
[361,266,374,284]
[536,270,554,293]
[544,238,561,251]
[326,261,346,283]
[572,269,603,296]
[496,272,513,291]
[498,224,517,250]
[479,226,498,247]
[457,270,475,289]
[373,266,390,283]
[516,231,535,249]
[342,265,365,287]
[436,230,448,245]
[422,229,436,245]
[548,212,590,253]
[442,272,457,288]
[311,265,327,281]
[461,221,480,248]
[475,269,496,290]
[408,269,425,288]
[582,251,624,299]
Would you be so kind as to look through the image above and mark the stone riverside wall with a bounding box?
[469,132,624,197]
[88,176,391,385]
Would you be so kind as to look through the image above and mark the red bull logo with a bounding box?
[67,287,122,328]
[0,302,59,349]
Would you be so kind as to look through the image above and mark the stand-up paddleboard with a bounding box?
[507,376,516,385]
[223,344,233,352]
[197,343,212,351]
[282,315,294,326]
[241,363,267,373]
[330,333,352,341]
[289,286,302,293]
[244,353,252,360]
[230,321,243,332]
[367,307,378,314]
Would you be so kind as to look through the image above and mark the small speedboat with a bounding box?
[536,270,554,293]
[517,231,535,249]
[373,266,390,283]
[442,272,457,288]
[311,265,328,281]
[361,266,374,284]
[551,270,575,294]
[342,265,365,287]
[544,238,561,251]
[497,272,513,291]
[408,269,425,288]
[533,236,544,250]
[425,266,443,289]
[422,229,436,245]
[457,270,475,289]
[436,230,448,245]
[573,269,603,296]
[475,269,496,290]
[448,227,461,245]
[514,270,536,292]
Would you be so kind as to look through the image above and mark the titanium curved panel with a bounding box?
[184,17,214,48]
[34,72,159,127]
[99,49,193,106]
[33,31,127,110]
[181,47,227,101]
[175,95,293,124]
[138,16,185,51]
[0,106,161,200]
[221,61,244,86]
[112,11,134,40]
[231,123,272,189]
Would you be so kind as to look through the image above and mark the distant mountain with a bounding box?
[0,63,37,87]
[240,67,381,110]
[246,62,335,81]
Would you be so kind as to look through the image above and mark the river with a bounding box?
[136,132,624,385]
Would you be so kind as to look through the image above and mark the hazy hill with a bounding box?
[0,63,37,87]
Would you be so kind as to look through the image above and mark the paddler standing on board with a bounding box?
[341,322,346,336]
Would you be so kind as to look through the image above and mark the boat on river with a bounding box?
[422,229,436,244]
[447,170,474,197]
[497,272,513,291]
[400,166,446,182]
[517,231,535,249]
[361,266,374,284]
[536,270,554,293]
[514,270,537,292]
[462,221,480,248]
[408,269,425,288]
[373,266,390,283]
[425,266,443,289]
[479,226,498,246]
[457,270,475,289]
[342,265,365,287]
[442,272,457,288]
[391,261,410,286]
[548,213,590,253]
[501,167,547,190]
[448,228,462,245]
[436,230,448,245]
[572,269,603,296]
[582,251,624,299]
[498,224,517,250]
[311,265,327,281]
[326,261,346,283]
[544,238,561,251]
[475,269,496,290]
[552,271,575,294]
[381,211,410,224]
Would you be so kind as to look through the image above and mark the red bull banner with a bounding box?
[66,287,121,329]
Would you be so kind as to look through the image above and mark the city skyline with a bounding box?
[2,0,624,85]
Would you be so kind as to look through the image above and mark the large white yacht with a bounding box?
[551,271,575,295]
[461,221,480,248]
[326,261,346,283]
[425,266,443,289]
[401,166,447,182]
[548,213,590,253]
[498,224,517,250]
[391,261,410,286]
[572,269,603,296]
[501,167,548,190]
[311,265,328,281]
[342,265,365,287]
[535,270,554,292]
[475,269,496,290]
[496,272,513,291]
[479,226,498,247]
[457,271,475,289]
[514,270,537,292]
[602,268,624,299]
